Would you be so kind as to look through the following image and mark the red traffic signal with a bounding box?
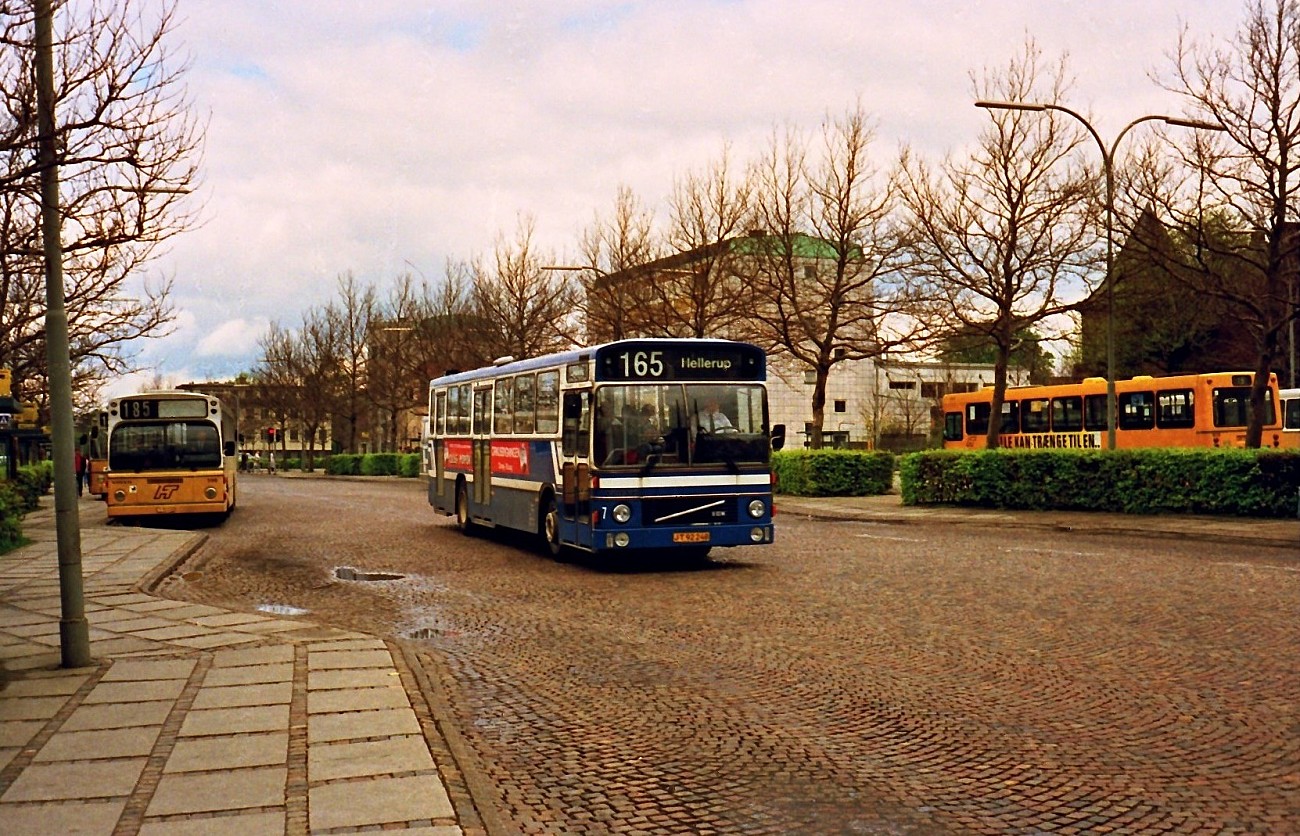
[266,427,277,441]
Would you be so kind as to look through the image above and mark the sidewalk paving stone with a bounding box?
[1,799,126,836]
[2,756,147,801]
[33,726,162,761]
[178,704,289,736]
[146,765,287,815]
[62,700,174,731]
[308,707,422,743]
[165,731,288,772]
[189,681,291,709]
[308,774,454,830]
[137,811,285,836]
[202,662,293,687]
[307,734,435,781]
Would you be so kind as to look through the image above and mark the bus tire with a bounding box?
[455,481,476,535]
[541,492,563,558]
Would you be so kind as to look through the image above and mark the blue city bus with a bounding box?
[425,338,785,559]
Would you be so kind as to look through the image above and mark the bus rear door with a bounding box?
[472,386,493,510]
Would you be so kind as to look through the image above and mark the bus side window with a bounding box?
[562,391,589,457]
[1156,388,1195,429]
[1021,398,1049,433]
[1082,394,1107,431]
[966,403,990,436]
[515,374,536,434]
[999,400,1020,434]
[1051,396,1083,432]
[943,411,963,442]
[494,378,514,433]
[537,371,560,434]
[1119,391,1155,430]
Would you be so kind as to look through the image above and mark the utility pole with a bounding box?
[35,0,92,667]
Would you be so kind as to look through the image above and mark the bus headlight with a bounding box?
[613,532,630,548]
[204,486,217,500]
[750,527,765,542]
[747,499,766,518]
[113,490,126,503]
[612,504,632,524]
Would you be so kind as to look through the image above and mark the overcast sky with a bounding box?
[108,0,1239,396]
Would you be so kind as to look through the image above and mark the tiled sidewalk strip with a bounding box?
[0,513,463,835]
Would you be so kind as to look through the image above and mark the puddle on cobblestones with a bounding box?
[334,566,405,582]
[256,603,309,616]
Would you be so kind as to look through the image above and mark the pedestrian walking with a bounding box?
[268,451,276,474]
[253,451,261,472]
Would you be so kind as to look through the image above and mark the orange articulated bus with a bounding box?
[941,372,1287,451]
[103,390,238,520]
[1281,388,1300,450]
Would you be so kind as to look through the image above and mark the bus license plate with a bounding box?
[673,531,710,543]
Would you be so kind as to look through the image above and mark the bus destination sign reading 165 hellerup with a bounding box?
[596,342,762,381]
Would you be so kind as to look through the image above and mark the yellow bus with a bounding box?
[104,390,238,520]
[942,372,1287,450]
[1282,387,1300,450]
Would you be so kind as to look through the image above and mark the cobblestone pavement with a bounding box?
[158,475,1300,835]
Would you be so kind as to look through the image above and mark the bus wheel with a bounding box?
[455,482,476,535]
[541,494,563,558]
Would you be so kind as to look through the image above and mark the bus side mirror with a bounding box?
[771,423,786,451]
[224,441,237,457]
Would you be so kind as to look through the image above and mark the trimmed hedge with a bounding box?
[772,449,896,496]
[0,462,54,554]
[899,448,1300,518]
[0,481,25,551]
[318,453,421,477]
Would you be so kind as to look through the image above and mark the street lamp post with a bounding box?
[975,100,1225,450]
[35,0,91,667]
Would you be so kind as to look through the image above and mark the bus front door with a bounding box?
[560,390,592,549]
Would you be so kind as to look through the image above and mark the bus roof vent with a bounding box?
[1082,377,1105,384]
[1131,375,1154,381]
[492,355,516,366]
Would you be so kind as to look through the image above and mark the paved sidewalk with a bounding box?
[777,492,1300,548]
[0,498,461,836]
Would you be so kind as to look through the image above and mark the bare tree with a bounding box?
[900,41,1100,448]
[648,146,754,338]
[367,273,429,451]
[470,215,580,360]
[1149,0,1300,445]
[0,0,201,409]
[324,272,377,452]
[413,260,492,376]
[577,185,660,342]
[747,105,922,448]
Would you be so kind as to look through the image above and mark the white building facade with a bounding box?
[765,354,1030,450]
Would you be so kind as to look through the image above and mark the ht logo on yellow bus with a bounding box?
[153,483,181,500]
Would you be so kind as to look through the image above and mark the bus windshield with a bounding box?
[109,421,222,471]
[594,384,769,468]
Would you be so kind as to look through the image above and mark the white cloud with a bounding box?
[123,0,1241,383]
[195,317,271,358]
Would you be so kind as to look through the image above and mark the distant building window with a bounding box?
[803,370,817,385]
[834,347,846,360]
[834,400,846,413]
[921,382,944,399]
[804,265,816,280]
[888,380,916,390]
